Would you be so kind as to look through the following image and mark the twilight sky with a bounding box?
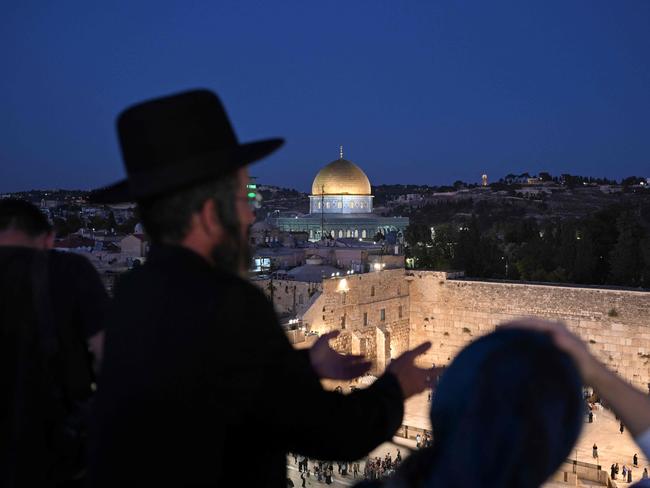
[1,1,649,193]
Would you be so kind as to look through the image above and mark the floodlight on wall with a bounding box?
[336,278,350,293]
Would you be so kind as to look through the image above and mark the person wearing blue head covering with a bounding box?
[358,326,584,488]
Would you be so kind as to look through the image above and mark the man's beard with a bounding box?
[210,222,251,278]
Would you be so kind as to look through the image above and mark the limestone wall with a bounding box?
[301,269,410,374]
[408,271,650,389]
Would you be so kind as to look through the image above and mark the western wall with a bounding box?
[297,269,650,389]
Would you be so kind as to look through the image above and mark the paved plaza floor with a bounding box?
[403,389,648,486]
[287,441,408,488]
[304,381,648,486]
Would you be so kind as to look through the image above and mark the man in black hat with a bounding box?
[87,89,433,487]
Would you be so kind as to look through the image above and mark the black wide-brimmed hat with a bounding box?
[90,89,283,203]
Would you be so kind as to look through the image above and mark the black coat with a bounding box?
[1,247,107,486]
[88,245,403,487]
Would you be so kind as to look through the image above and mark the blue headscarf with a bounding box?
[396,328,583,488]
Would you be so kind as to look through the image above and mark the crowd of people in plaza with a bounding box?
[290,449,405,486]
[3,88,650,488]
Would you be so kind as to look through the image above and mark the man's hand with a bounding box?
[386,342,437,400]
[500,317,603,384]
[309,330,372,380]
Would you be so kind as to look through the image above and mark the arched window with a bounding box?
[330,230,335,238]
[338,201,342,209]
[354,229,359,237]
[338,230,343,238]
[325,202,330,209]
[349,201,354,208]
[362,230,367,238]
[346,230,351,237]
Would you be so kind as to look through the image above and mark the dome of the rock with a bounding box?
[311,158,371,196]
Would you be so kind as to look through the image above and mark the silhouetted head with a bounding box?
[0,198,53,249]
[399,328,583,488]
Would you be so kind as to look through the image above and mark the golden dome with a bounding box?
[311,158,371,195]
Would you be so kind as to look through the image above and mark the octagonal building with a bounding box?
[272,150,409,241]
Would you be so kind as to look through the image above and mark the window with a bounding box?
[399,305,403,318]
[299,294,304,304]
[337,201,342,208]
[346,230,351,237]
[371,285,375,297]
[326,202,330,208]
[317,202,321,209]
[363,312,368,326]
[362,230,367,238]
[354,229,359,238]
[349,201,354,208]
[341,314,346,328]
[380,309,386,321]
[341,293,346,305]
[338,230,343,238]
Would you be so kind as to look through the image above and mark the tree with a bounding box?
[621,176,645,186]
[117,216,140,234]
[53,214,82,237]
[106,211,118,234]
[87,215,107,231]
[453,180,466,190]
[404,223,432,247]
[609,211,645,286]
[641,237,650,287]
[573,229,598,283]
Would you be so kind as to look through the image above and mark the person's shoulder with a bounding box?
[0,247,37,281]
[0,245,36,261]
[215,272,273,308]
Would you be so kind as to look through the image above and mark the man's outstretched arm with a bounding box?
[237,289,434,461]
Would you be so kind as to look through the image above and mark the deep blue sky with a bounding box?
[1,1,649,193]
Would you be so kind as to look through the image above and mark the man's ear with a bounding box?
[198,198,224,243]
